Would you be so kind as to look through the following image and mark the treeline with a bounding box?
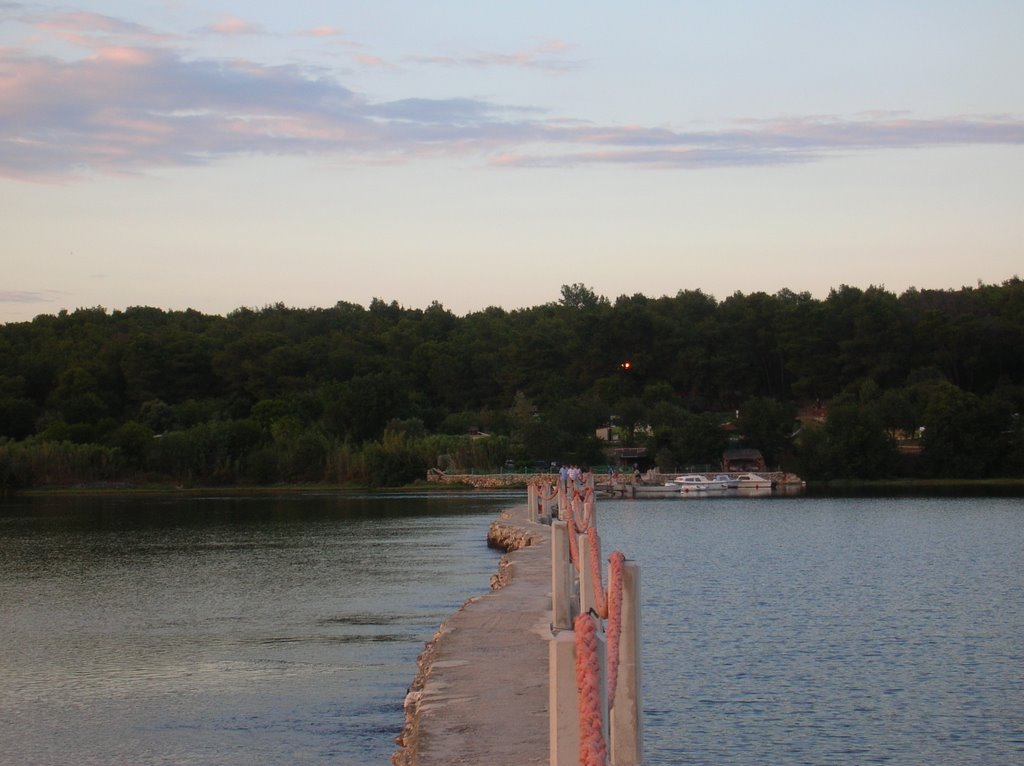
[1,280,1022,489]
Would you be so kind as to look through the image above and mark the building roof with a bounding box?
[722,448,764,459]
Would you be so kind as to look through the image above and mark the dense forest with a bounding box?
[1,280,1022,489]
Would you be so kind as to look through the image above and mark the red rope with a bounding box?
[555,480,630,758]
[574,612,607,766]
[605,552,625,705]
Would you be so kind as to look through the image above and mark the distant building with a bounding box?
[721,448,766,472]
[607,446,649,469]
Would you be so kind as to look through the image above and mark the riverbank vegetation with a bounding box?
[1,279,1022,490]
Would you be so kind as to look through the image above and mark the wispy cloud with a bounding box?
[297,25,343,39]
[404,39,581,75]
[0,289,63,304]
[2,9,1023,181]
[201,15,265,36]
[493,115,1024,168]
[354,52,398,70]
[15,8,173,48]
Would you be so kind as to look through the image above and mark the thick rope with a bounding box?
[533,480,557,519]
[574,612,607,766]
[559,479,628,740]
[582,532,626,706]
[539,483,558,502]
[565,495,598,565]
[605,552,625,705]
[564,500,581,570]
[573,482,595,505]
[576,497,594,532]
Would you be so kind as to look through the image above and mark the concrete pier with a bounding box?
[393,505,552,766]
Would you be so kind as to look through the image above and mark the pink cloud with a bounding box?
[354,53,397,70]
[204,16,264,36]
[25,9,172,49]
[89,46,158,66]
[35,10,161,38]
[299,26,342,38]
[1,12,1023,182]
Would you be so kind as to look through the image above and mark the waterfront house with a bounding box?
[721,448,767,472]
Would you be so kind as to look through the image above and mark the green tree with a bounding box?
[737,396,797,467]
[559,283,607,310]
[918,382,1009,477]
[105,420,155,468]
[798,382,899,479]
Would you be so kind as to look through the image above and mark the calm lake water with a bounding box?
[2,492,1022,765]
[0,492,511,766]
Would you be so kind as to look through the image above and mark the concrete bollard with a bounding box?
[551,521,573,631]
[610,561,643,766]
[549,629,578,766]
[550,622,609,766]
[577,532,598,617]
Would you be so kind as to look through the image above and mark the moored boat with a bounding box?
[709,474,738,490]
[733,472,774,490]
[675,474,717,493]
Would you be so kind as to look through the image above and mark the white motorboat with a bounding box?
[674,474,716,493]
[733,472,774,490]
[709,474,738,490]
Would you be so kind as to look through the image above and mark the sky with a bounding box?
[2,1,1022,323]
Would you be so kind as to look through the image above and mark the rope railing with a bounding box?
[528,479,560,524]
[547,474,642,766]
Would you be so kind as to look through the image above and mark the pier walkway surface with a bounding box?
[393,505,552,765]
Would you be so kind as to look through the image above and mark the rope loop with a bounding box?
[566,495,596,536]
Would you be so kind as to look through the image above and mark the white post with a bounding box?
[577,532,598,617]
[610,561,643,766]
[549,629,578,766]
[527,482,538,523]
[551,521,573,630]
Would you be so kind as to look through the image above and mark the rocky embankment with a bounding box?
[485,511,546,589]
[426,469,555,489]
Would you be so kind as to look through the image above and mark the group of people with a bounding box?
[558,464,588,485]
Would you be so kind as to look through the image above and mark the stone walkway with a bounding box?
[393,506,552,766]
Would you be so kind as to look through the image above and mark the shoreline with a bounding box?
[8,476,1024,499]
